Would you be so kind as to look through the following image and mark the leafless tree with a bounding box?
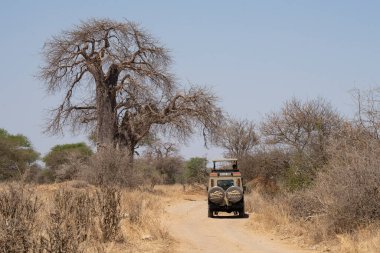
[261,97,342,166]
[216,118,258,158]
[117,85,222,159]
[40,18,223,158]
[351,87,380,140]
[143,139,178,159]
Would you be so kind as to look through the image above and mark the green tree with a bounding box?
[0,128,39,180]
[185,157,208,184]
[43,142,93,170]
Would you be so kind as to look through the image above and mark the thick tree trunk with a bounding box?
[95,64,119,150]
[127,143,136,166]
[96,85,116,149]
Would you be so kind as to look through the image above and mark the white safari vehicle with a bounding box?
[207,158,245,218]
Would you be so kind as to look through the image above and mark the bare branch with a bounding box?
[40,18,223,156]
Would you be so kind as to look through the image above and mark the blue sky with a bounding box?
[1,1,380,159]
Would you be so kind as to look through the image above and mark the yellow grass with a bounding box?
[245,191,380,253]
[336,225,380,253]
[0,182,177,253]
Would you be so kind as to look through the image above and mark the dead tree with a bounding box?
[216,118,258,158]
[117,86,222,159]
[351,87,380,140]
[261,97,342,168]
[40,18,223,158]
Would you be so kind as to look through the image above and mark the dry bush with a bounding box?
[314,164,380,233]
[153,157,184,185]
[81,148,143,187]
[54,153,87,182]
[0,182,171,252]
[96,186,123,242]
[248,124,380,250]
[337,223,380,253]
[41,188,97,252]
[240,148,289,194]
[289,125,380,233]
[286,190,323,220]
[133,158,164,190]
[0,184,41,253]
[239,148,289,182]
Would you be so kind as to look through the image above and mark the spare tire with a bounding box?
[208,186,225,204]
[226,186,243,203]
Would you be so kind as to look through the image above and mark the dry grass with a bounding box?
[0,182,173,253]
[0,183,41,252]
[246,191,380,252]
[337,224,380,253]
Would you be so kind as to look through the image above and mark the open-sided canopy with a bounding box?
[212,158,238,162]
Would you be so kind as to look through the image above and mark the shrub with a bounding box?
[239,148,289,182]
[36,168,56,184]
[82,148,143,187]
[41,188,96,252]
[288,126,380,233]
[154,157,184,184]
[184,157,208,184]
[314,158,380,232]
[0,184,41,253]
[96,186,122,242]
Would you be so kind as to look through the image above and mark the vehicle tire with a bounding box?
[208,207,214,218]
[208,186,225,204]
[225,186,243,203]
[238,206,245,218]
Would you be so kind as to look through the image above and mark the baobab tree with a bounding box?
[40,18,223,158]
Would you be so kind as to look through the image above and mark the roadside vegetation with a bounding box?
[238,92,380,253]
[0,181,176,253]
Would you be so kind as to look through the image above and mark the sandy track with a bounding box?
[164,196,314,253]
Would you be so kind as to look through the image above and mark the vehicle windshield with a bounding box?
[217,179,234,190]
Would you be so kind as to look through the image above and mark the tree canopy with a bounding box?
[40,18,223,158]
[43,142,93,170]
[216,118,258,158]
[185,157,208,184]
[0,128,39,180]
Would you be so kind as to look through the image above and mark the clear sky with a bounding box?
[1,0,380,159]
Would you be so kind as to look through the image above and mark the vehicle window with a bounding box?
[217,179,234,190]
[213,161,237,170]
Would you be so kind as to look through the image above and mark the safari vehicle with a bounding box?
[207,158,245,218]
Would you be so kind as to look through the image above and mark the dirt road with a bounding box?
[164,196,314,253]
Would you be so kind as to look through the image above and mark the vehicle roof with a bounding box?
[212,158,238,162]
